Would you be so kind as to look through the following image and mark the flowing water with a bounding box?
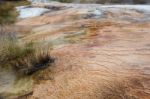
[17,7,49,18]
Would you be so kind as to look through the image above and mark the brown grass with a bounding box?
[0,32,54,75]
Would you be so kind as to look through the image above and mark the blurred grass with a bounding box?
[0,32,54,75]
[0,2,18,25]
[3,0,31,6]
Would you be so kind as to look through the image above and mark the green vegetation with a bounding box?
[8,0,31,6]
[0,2,18,25]
[0,1,54,76]
[3,0,30,6]
[0,2,53,97]
[0,33,54,75]
[0,0,30,26]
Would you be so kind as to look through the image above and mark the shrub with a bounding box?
[0,2,18,26]
[7,0,31,6]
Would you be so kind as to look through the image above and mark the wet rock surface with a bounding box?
[14,2,150,99]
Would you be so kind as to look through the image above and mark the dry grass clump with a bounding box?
[11,49,54,75]
[0,32,54,75]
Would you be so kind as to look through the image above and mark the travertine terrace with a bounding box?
[15,2,150,99]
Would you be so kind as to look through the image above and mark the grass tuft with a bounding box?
[0,32,54,75]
